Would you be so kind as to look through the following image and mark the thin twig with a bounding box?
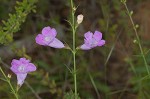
[88,72,101,99]
[25,81,42,99]
[122,1,150,75]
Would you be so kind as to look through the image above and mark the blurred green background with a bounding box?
[0,0,150,99]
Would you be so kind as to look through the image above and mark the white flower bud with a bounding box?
[77,14,84,24]
[8,74,11,78]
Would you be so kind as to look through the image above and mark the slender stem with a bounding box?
[73,52,77,98]
[122,2,150,75]
[25,81,42,99]
[88,72,101,99]
[70,0,77,98]
[0,67,19,99]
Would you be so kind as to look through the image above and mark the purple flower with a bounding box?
[35,26,65,48]
[10,58,36,86]
[80,31,105,50]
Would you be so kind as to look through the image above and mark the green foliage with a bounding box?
[64,91,80,99]
[121,0,126,3]
[0,0,38,45]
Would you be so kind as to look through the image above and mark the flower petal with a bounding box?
[11,59,20,66]
[42,26,51,36]
[17,73,27,86]
[93,31,102,41]
[42,26,57,37]
[80,44,91,50]
[20,58,30,64]
[48,38,65,48]
[50,28,57,37]
[11,59,21,74]
[26,63,37,72]
[98,40,105,46]
[84,31,93,41]
[35,34,46,45]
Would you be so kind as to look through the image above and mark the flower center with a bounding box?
[45,37,52,42]
[90,39,98,47]
[18,65,25,72]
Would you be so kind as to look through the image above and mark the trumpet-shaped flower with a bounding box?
[80,31,105,50]
[10,58,36,86]
[35,26,65,48]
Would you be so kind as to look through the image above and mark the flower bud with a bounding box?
[73,7,76,11]
[77,14,84,24]
[7,74,11,78]
[133,39,138,44]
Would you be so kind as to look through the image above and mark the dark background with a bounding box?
[0,0,150,99]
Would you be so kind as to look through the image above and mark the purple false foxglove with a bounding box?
[10,58,36,86]
[80,31,105,50]
[35,26,65,48]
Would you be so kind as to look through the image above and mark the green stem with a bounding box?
[0,67,19,99]
[123,2,150,75]
[70,0,77,98]
[73,52,77,98]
